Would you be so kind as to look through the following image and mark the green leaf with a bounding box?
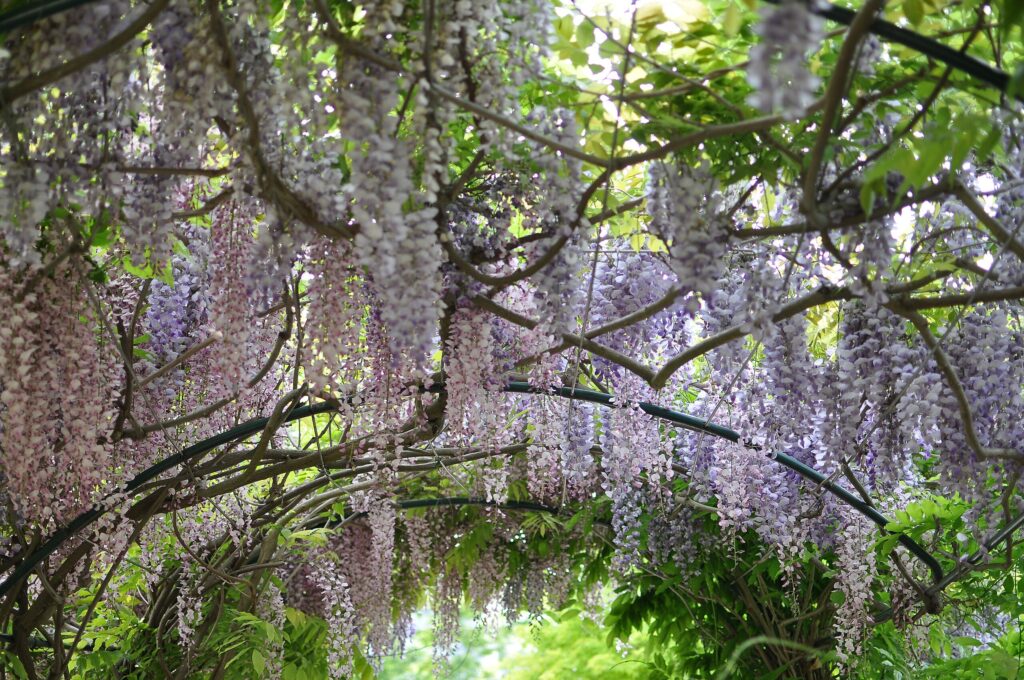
[723,3,743,36]
[285,607,306,628]
[252,649,266,675]
[554,15,574,42]
[904,0,924,24]
[122,256,154,280]
[576,23,595,49]
[157,260,174,286]
[953,636,984,648]
[1002,0,1024,37]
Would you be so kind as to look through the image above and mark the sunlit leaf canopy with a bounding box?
[1,0,1024,676]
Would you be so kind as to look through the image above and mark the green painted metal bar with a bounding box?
[502,381,944,583]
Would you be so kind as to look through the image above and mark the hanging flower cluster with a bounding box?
[600,374,674,571]
[832,507,879,665]
[204,205,252,399]
[338,2,444,364]
[522,108,587,335]
[646,160,730,301]
[303,239,367,397]
[444,302,505,443]
[747,0,826,117]
[527,396,595,503]
[0,266,119,526]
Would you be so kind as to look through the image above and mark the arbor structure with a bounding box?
[1,0,1024,677]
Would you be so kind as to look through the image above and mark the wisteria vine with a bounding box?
[1,0,1024,678]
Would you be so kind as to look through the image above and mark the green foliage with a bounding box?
[502,611,652,680]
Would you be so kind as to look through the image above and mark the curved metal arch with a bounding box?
[502,381,944,583]
[0,381,944,604]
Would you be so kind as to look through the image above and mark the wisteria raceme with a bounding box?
[2,0,145,260]
[217,1,349,294]
[846,219,895,308]
[709,441,767,537]
[304,239,366,396]
[468,540,507,626]
[936,310,1024,524]
[699,273,752,388]
[646,506,703,576]
[347,140,444,363]
[856,34,883,75]
[139,218,212,409]
[166,499,260,654]
[125,0,228,266]
[327,517,406,661]
[304,550,361,679]
[255,579,286,678]
[709,437,814,569]
[492,283,565,387]
[589,248,684,362]
[447,192,518,265]
[559,401,597,499]
[121,176,179,267]
[0,267,119,526]
[175,565,205,654]
[204,205,252,399]
[521,108,587,334]
[733,261,786,340]
[747,0,825,117]
[759,313,825,467]
[832,507,878,666]
[432,565,463,675]
[646,160,730,301]
[442,297,517,499]
[0,166,51,267]
[829,303,938,489]
[444,303,504,443]
[351,489,398,658]
[527,396,595,503]
[600,373,674,571]
[339,8,445,363]
[430,0,550,154]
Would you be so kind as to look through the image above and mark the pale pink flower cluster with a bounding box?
[710,441,768,536]
[304,239,366,396]
[350,491,398,657]
[205,206,251,399]
[832,508,878,665]
[527,397,595,504]
[0,267,119,526]
[444,305,503,443]
[432,565,462,675]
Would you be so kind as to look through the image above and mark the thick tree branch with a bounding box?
[651,286,853,390]
[473,294,657,384]
[954,180,1024,263]
[801,0,885,214]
